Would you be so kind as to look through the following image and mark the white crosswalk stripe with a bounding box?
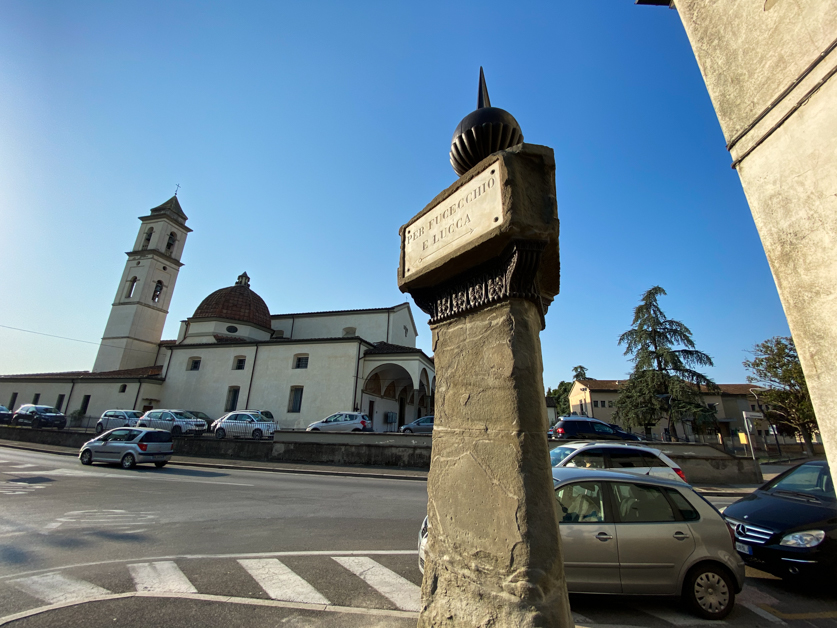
[238,558,330,605]
[9,572,111,604]
[332,556,420,612]
[638,606,727,626]
[128,561,197,593]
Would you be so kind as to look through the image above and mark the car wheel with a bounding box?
[252,429,263,440]
[56,424,64,430]
[80,449,93,466]
[154,461,167,468]
[402,428,413,433]
[215,428,226,440]
[351,428,361,432]
[683,563,735,620]
[32,419,40,429]
[95,423,104,434]
[172,426,182,437]
[121,453,136,470]
[310,428,319,431]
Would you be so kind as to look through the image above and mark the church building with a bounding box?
[0,197,435,431]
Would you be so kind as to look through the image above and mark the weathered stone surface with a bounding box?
[418,299,572,628]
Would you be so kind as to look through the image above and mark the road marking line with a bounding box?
[760,605,837,620]
[573,611,594,624]
[9,573,111,604]
[128,561,197,594]
[741,603,786,624]
[7,464,37,469]
[0,550,418,581]
[332,556,420,612]
[637,606,726,626]
[0,591,418,626]
[238,558,330,605]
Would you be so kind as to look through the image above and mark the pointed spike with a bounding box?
[477,67,491,109]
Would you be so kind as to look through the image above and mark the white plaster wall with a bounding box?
[0,380,144,417]
[272,311,389,342]
[387,304,418,347]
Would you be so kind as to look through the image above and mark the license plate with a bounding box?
[735,542,753,555]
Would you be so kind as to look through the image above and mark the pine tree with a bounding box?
[615,286,718,440]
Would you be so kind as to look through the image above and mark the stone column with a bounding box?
[399,144,573,628]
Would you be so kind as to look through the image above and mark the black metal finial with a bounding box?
[477,67,491,109]
[174,183,181,197]
[450,68,523,177]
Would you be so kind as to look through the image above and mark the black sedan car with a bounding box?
[12,405,67,429]
[724,460,836,580]
[0,405,13,424]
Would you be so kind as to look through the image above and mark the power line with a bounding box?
[0,324,160,356]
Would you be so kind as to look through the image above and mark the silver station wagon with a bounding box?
[419,468,744,620]
[79,428,174,469]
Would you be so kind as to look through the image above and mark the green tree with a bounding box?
[547,381,572,416]
[614,286,718,440]
[744,336,817,456]
[572,365,589,381]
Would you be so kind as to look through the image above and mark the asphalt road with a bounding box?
[1,446,835,627]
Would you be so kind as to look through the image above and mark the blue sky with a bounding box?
[0,1,790,388]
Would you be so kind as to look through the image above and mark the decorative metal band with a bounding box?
[410,241,549,324]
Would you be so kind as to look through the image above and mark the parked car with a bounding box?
[185,410,214,431]
[609,423,642,441]
[136,409,206,436]
[550,441,687,482]
[96,409,144,433]
[79,427,174,469]
[212,412,276,440]
[306,412,371,432]
[11,405,67,429]
[400,415,434,434]
[552,416,635,441]
[724,459,837,580]
[419,468,744,619]
[242,409,275,421]
[0,405,13,424]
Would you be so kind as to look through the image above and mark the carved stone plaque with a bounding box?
[403,164,502,281]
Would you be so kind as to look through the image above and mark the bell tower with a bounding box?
[93,195,192,372]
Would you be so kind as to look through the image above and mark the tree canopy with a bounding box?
[614,286,718,439]
[744,336,817,455]
[572,366,589,381]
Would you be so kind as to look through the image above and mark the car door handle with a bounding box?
[673,531,691,540]
[595,532,613,541]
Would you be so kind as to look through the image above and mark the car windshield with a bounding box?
[189,412,210,420]
[550,447,577,465]
[39,407,60,414]
[260,411,274,420]
[126,411,143,419]
[766,464,835,501]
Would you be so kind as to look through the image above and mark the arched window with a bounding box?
[165,232,177,254]
[125,276,138,298]
[342,327,356,337]
[151,280,164,303]
[142,227,154,250]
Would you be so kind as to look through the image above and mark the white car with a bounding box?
[306,412,371,432]
[96,409,144,434]
[212,412,276,440]
[549,441,687,483]
[136,409,206,437]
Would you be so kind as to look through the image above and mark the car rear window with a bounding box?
[140,431,173,443]
[665,488,700,521]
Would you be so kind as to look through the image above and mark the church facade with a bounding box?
[0,197,435,431]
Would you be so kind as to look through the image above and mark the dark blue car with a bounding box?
[12,405,67,429]
[724,460,836,580]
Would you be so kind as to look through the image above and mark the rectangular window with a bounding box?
[225,387,240,412]
[288,386,304,413]
[593,400,599,408]
[9,392,18,411]
[750,404,756,411]
[234,358,246,370]
[56,394,65,411]
[295,356,309,369]
[190,358,201,371]
[32,393,41,405]
[80,395,91,415]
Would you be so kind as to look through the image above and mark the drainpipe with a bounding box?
[352,340,362,411]
[163,346,174,379]
[243,345,260,408]
[133,379,143,410]
[386,311,391,344]
[289,316,295,339]
[65,380,76,414]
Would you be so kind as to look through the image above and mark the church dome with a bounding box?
[192,272,271,329]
